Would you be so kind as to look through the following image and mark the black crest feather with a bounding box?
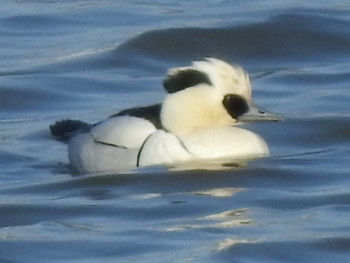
[163,69,212,94]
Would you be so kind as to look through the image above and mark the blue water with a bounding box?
[1,1,350,262]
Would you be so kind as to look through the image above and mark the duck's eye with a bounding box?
[222,94,249,119]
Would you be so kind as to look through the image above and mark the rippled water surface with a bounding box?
[1,1,350,262]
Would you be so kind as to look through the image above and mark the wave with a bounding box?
[19,13,350,74]
[117,13,350,65]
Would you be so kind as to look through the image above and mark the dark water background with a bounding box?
[1,1,350,262]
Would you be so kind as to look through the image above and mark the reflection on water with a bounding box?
[165,207,251,232]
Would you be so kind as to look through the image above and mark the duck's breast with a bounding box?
[179,126,269,160]
[138,130,193,167]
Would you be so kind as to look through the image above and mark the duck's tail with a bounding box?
[50,119,91,141]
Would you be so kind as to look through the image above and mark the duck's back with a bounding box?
[90,116,157,148]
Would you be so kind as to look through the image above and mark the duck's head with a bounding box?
[160,58,283,135]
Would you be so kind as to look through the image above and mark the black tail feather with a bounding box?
[50,119,91,140]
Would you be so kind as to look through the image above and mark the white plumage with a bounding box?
[50,58,283,174]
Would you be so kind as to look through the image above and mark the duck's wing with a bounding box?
[91,116,157,149]
[110,103,162,129]
[50,104,161,143]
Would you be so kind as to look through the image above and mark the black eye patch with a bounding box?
[222,94,249,119]
[163,69,212,94]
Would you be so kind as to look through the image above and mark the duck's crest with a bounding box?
[163,68,212,94]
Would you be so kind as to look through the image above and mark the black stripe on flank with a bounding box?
[136,132,194,167]
[174,135,194,157]
[92,135,128,149]
[136,133,153,167]
[163,69,212,94]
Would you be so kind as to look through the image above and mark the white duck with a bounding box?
[50,58,283,174]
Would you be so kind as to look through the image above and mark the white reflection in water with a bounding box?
[192,187,245,198]
[214,238,259,252]
[165,208,251,232]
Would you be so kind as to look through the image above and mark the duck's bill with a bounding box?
[238,102,284,122]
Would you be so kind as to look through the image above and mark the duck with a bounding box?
[50,58,283,174]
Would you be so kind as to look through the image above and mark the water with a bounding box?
[1,1,350,262]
